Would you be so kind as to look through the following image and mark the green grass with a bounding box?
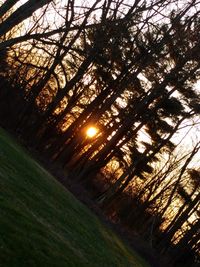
[0,128,150,267]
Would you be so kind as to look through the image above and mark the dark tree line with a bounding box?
[0,1,200,266]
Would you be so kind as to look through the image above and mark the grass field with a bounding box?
[0,127,150,267]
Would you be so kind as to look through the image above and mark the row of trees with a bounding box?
[0,0,199,266]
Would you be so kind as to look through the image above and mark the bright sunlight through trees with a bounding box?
[86,126,98,138]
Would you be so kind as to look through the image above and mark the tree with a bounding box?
[1,1,200,265]
[0,0,18,18]
[64,15,200,190]
[0,0,53,37]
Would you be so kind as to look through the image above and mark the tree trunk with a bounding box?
[0,0,52,37]
[0,0,18,18]
[159,193,200,252]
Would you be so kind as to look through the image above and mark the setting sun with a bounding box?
[86,127,98,138]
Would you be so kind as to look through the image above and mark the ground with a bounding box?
[0,127,151,267]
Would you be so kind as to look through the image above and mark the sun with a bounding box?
[86,126,98,138]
